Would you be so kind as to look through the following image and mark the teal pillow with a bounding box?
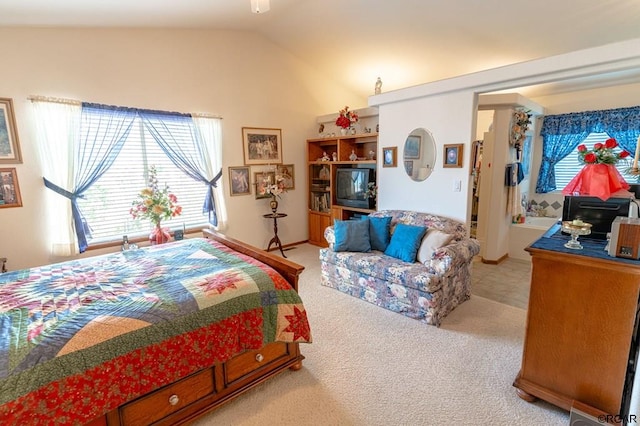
[367,216,392,251]
[334,218,371,252]
[384,223,427,262]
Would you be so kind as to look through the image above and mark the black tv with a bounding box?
[562,195,631,240]
[335,167,375,209]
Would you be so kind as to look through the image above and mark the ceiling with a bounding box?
[1,0,639,99]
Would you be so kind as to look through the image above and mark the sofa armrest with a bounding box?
[324,225,335,249]
[428,238,480,276]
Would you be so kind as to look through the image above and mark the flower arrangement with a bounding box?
[577,138,630,165]
[259,173,287,198]
[365,182,377,200]
[130,166,182,226]
[510,109,532,147]
[335,106,359,129]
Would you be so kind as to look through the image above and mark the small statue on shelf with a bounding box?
[349,150,358,161]
[332,152,338,161]
[321,151,330,161]
[375,77,382,95]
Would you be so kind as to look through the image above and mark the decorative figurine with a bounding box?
[321,151,330,161]
[375,77,382,95]
[349,150,358,161]
[368,150,376,160]
[332,152,338,161]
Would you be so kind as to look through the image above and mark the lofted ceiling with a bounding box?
[0,0,639,99]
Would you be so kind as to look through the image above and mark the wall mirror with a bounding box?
[403,128,436,181]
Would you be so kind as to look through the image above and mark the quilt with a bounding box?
[0,238,311,424]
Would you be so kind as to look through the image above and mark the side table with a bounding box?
[263,212,288,257]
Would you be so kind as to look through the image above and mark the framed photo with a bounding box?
[254,171,275,199]
[228,166,251,196]
[404,135,421,159]
[242,127,282,165]
[443,143,463,168]
[0,168,22,208]
[382,147,397,168]
[277,164,295,190]
[0,98,22,164]
[404,160,414,177]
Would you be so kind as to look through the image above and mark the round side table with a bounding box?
[263,212,288,257]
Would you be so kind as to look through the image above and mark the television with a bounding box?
[562,195,631,240]
[335,167,376,209]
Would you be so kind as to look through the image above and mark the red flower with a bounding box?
[593,143,604,150]
[577,144,587,152]
[605,138,618,149]
[620,151,631,158]
[583,152,597,163]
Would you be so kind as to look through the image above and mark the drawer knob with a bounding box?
[169,394,179,406]
[255,353,264,362]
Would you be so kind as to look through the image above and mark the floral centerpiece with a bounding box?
[130,166,182,244]
[259,173,287,213]
[563,137,631,200]
[335,106,359,132]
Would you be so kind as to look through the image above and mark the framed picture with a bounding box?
[242,127,282,165]
[254,171,275,199]
[404,135,421,159]
[382,147,397,168]
[228,166,251,196]
[0,168,22,208]
[277,164,295,190]
[404,160,414,177]
[443,143,463,168]
[0,98,22,164]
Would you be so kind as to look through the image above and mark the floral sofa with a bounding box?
[319,210,480,326]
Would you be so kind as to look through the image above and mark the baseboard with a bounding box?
[481,253,509,264]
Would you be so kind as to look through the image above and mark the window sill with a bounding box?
[86,226,209,251]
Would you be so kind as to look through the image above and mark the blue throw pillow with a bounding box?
[334,218,371,252]
[367,216,392,251]
[384,223,427,262]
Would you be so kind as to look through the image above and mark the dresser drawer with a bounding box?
[120,368,214,426]
[225,343,289,384]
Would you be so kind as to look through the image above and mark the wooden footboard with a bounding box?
[87,230,306,426]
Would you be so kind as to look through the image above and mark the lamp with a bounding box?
[251,0,270,14]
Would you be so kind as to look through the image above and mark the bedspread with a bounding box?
[0,238,311,424]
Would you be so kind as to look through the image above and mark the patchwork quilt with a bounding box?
[0,238,311,424]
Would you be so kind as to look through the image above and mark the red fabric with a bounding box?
[562,163,629,201]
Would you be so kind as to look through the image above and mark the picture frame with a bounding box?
[382,147,397,168]
[0,168,23,208]
[228,166,251,196]
[0,98,22,164]
[242,127,283,165]
[254,171,275,199]
[277,164,295,190]
[404,135,421,159]
[443,143,464,168]
[404,160,414,177]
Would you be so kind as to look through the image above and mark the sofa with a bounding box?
[319,210,481,326]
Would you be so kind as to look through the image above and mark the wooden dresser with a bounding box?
[514,226,640,419]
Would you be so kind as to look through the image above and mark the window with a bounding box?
[553,132,634,189]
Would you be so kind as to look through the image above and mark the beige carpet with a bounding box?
[194,244,568,425]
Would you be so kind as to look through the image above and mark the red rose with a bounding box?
[620,151,631,158]
[593,143,604,150]
[605,138,618,149]
[584,152,597,163]
[577,144,587,152]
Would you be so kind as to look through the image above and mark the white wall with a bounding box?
[0,27,365,270]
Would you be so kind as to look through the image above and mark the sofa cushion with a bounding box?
[384,223,427,262]
[334,219,371,252]
[417,229,454,264]
[367,216,392,251]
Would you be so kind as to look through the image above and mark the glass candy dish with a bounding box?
[561,220,592,250]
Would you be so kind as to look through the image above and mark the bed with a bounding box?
[0,229,311,425]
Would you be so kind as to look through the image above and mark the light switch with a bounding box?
[453,180,462,192]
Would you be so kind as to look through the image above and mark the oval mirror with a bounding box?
[403,128,436,181]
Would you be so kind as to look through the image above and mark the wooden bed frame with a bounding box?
[86,229,306,426]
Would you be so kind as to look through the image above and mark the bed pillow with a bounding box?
[416,229,454,264]
[384,223,427,263]
[367,216,392,251]
[333,218,371,252]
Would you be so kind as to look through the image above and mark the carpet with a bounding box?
[194,244,568,425]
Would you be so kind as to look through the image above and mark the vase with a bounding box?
[149,223,171,245]
[562,163,629,200]
[270,197,278,214]
[340,128,348,136]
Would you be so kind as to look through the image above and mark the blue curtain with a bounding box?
[44,103,136,252]
[536,105,640,193]
[138,110,222,226]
